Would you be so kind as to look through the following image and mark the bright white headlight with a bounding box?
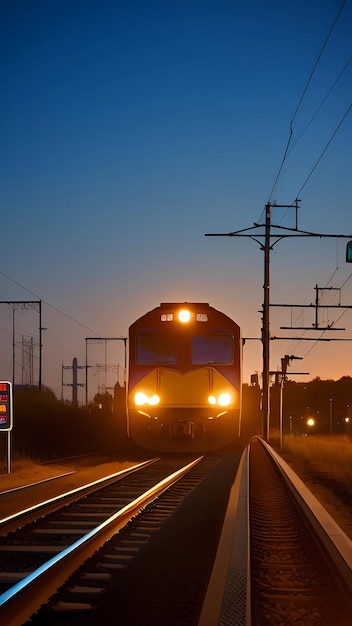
[134,392,160,406]
[218,393,231,406]
[149,395,160,405]
[178,309,191,323]
[135,392,148,406]
[208,393,232,406]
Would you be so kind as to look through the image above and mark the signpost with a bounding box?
[0,382,13,473]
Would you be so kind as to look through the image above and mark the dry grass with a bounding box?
[0,458,73,490]
[282,434,352,494]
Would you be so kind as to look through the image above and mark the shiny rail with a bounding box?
[200,436,352,626]
[0,456,203,626]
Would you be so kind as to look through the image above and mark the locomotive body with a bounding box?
[127,302,242,452]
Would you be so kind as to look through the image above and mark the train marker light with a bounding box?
[178,309,191,323]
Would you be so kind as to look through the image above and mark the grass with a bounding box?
[281,434,352,495]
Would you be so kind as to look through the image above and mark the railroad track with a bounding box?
[2,441,351,625]
[0,454,222,626]
[249,438,352,625]
[201,437,352,626]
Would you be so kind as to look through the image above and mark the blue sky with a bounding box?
[1,0,351,401]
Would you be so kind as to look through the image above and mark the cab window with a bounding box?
[192,334,233,364]
[136,333,178,364]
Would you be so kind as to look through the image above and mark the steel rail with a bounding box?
[200,437,352,625]
[0,456,203,626]
[261,439,352,594]
[0,458,157,528]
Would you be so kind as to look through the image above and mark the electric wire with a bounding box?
[290,0,347,127]
[0,303,88,364]
[284,263,352,371]
[0,271,100,337]
[295,101,352,199]
[287,54,352,156]
[267,0,347,205]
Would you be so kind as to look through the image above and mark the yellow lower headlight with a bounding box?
[208,393,232,407]
[218,393,231,406]
[134,392,160,406]
[135,392,147,406]
[149,395,160,405]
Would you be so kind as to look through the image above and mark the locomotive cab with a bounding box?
[127,303,242,452]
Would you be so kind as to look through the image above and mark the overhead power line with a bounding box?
[267,0,348,204]
[295,101,352,198]
[289,0,347,127]
[0,271,100,337]
[287,54,352,156]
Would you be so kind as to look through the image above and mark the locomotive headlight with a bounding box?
[218,393,231,406]
[208,393,232,407]
[134,392,160,406]
[135,392,148,405]
[149,394,160,405]
[178,309,191,323]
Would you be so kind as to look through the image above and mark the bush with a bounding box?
[6,387,127,460]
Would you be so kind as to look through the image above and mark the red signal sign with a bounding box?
[0,382,13,431]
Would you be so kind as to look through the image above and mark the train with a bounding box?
[127,302,242,452]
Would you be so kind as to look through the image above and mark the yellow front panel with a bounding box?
[158,369,210,406]
[130,368,236,408]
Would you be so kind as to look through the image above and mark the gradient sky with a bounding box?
[1,0,351,401]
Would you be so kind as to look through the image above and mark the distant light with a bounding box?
[178,309,191,323]
[307,417,315,427]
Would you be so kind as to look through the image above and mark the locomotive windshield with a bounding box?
[136,333,178,364]
[192,334,233,365]
[136,331,234,365]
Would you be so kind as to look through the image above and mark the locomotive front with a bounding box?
[127,302,242,452]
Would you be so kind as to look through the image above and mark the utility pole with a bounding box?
[62,357,85,404]
[85,337,127,404]
[205,202,352,440]
[262,204,271,439]
[2,301,41,390]
[278,355,305,451]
